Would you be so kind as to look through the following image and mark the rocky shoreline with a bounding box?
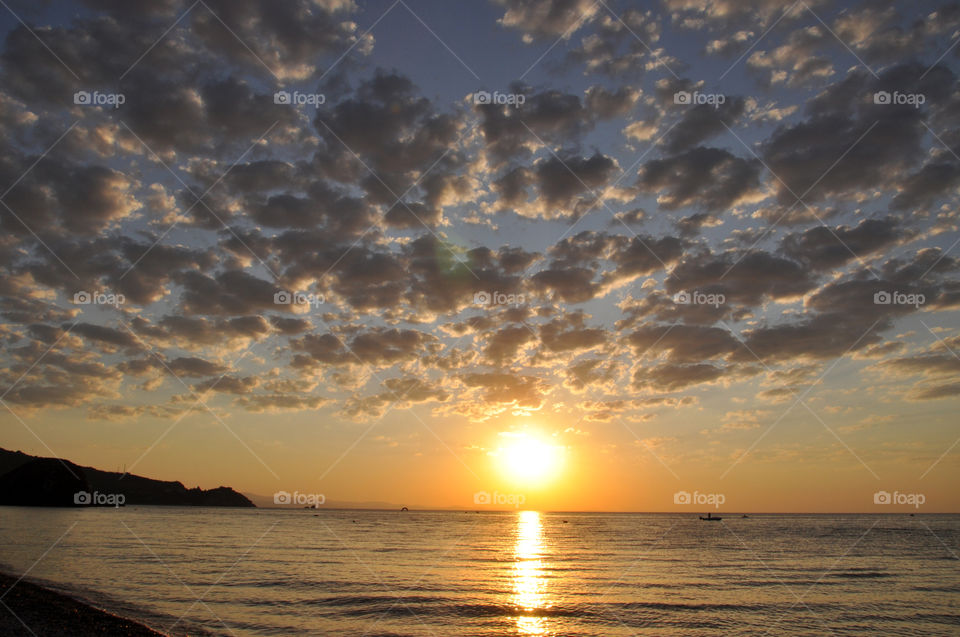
[0,571,167,636]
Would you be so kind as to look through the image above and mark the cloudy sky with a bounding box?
[1,0,958,512]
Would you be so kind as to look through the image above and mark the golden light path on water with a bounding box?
[514,510,550,635]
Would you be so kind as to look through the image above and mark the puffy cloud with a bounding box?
[498,152,620,219]
[460,371,547,408]
[484,325,536,364]
[628,324,739,363]
[568,10,663,76]
[0,0,958,429]
[664,0,812,30]
[662,96,746,153]
[636,147,765,211]
[292,328,437,367]
[761,63,956,204]
[633,362,726,391]
[747,25,834,87]
[192,0,367,80]
[780,216,910,270]
[496,0,599,42]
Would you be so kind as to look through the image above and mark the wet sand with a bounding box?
[0,571,165,636]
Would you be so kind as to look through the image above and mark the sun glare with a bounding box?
[497,433,564,486]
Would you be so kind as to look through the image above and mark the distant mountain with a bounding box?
[0,448,254,508]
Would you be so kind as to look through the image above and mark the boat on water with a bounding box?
[699,512,722,521]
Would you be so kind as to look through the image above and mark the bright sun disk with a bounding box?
[497,433,563,486]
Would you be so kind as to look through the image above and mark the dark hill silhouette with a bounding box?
[0,448,254,507]
[0,458,90,506]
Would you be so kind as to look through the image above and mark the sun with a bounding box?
[496,433,564,486]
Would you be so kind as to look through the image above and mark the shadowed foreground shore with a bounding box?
[0,572,165,636]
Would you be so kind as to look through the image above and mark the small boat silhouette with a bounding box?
[699,512,722,521]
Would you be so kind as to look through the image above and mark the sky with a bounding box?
[0,0,958,512]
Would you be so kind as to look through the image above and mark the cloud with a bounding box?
[662,96,746,153]
[633,362,726,391]
[460,371,547,409]
[636,146,765,211]
[0,1,958,431]
[761,63,956,204]
[496,0,599,42]
[780,216,910,270]
[191,0,368,80]
[292,328,437,367]
[568,10,664,76]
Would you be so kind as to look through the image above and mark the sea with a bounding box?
[0,507,957,636]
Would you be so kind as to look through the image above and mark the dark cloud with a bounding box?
[292,328,437,367]
[662,97,746,153]
[568,9,664,76]
[633,362,726,391]
[460,371,547,408]
[780,216,910,270]
[192,0,366,79]
[0,1,958,427]
[477,87,591,167]
[891,159,960,211]
[628,324,739,363]
[166,356,228,377]
[666,248,817,307]
[532,152,619,217]
[539,312,607,352]
[762,63,956,204]
[636,147,764,211]
[484,326,536,364]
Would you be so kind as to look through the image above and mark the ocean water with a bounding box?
[0,508,957,636]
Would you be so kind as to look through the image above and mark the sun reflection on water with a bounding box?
[514,510,550,635]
